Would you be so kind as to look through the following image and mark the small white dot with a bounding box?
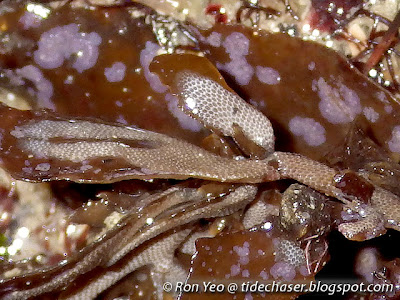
[302,24,311,32]
[263,222,273,231]
[369,69,378,77]
[312,29,320,37]
[326,40,334,48]
[17,227,30,239]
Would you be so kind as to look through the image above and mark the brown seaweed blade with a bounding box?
[191,23,400,160]
[0,2,211,146]
[0,184,257,300]
[149,53,400,237]
[0,104,279,184]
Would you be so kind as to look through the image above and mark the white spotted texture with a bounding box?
[35,163,50,171]
[19,12,42,29]
[316,78,362,124]
[338,204,386,241]
[140,41,168,93]
[206,32,222,47]
[104,62,126,83]
[12,119,279,183]
[363,107,379,123]
[165,93,203,132]
[270,262,296,281]
[218,32,254,86]
[288,116,326,146]
[222,32,250,57]
[255,66,281,85]
[34,23,102,73]
[242,200,279,229]
[15,65,54,109]
[274,238,305,267]
[273,152,342,199]
[388,126,400,153]
[175,71,275,153]
[180,230,213,255]
[370,187,400,231]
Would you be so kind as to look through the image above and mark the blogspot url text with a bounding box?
[162,280,394,296]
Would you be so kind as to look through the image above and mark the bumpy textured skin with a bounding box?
[175,71,275,153]
[170,70,400,240]
[3,48,400,299]
[0,186,188,300]
[338,205,386,241]
[370,187,400,230]
[275,238,306,268]
[108,184,257,265]
[89,184,257,298]
[272,152,344,200]
[10,118,279,183]
[1,184,257,300]
[242,199,279,229]
[64,229,192,300]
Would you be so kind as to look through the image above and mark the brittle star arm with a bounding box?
[0,103,279,184]
[167,68,400,236]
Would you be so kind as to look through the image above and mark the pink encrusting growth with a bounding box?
[186,229,314,298]
[289,116,326,146]
[233,242,250,265]
[3,4,400,297]
[230,264,241,276]
[153,53,400,241]
[19,11,42,29]
[164,93,203,132]
[255,66,281,85]
[15,65,55,110]
[205,32,222,47]
[269,262,297,281]
[140,41,168,93]
[35,162,51,172]
[388,126,400,153]
[216,32,254,86]
[104,62,126,82]
[363,107,380,123]
[194,24,400,161]
[315,77,362,124]
[34,23,102,73]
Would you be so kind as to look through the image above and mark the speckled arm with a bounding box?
[169,69,400,239]
[0,103,280,184]
[175,71,275,156]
